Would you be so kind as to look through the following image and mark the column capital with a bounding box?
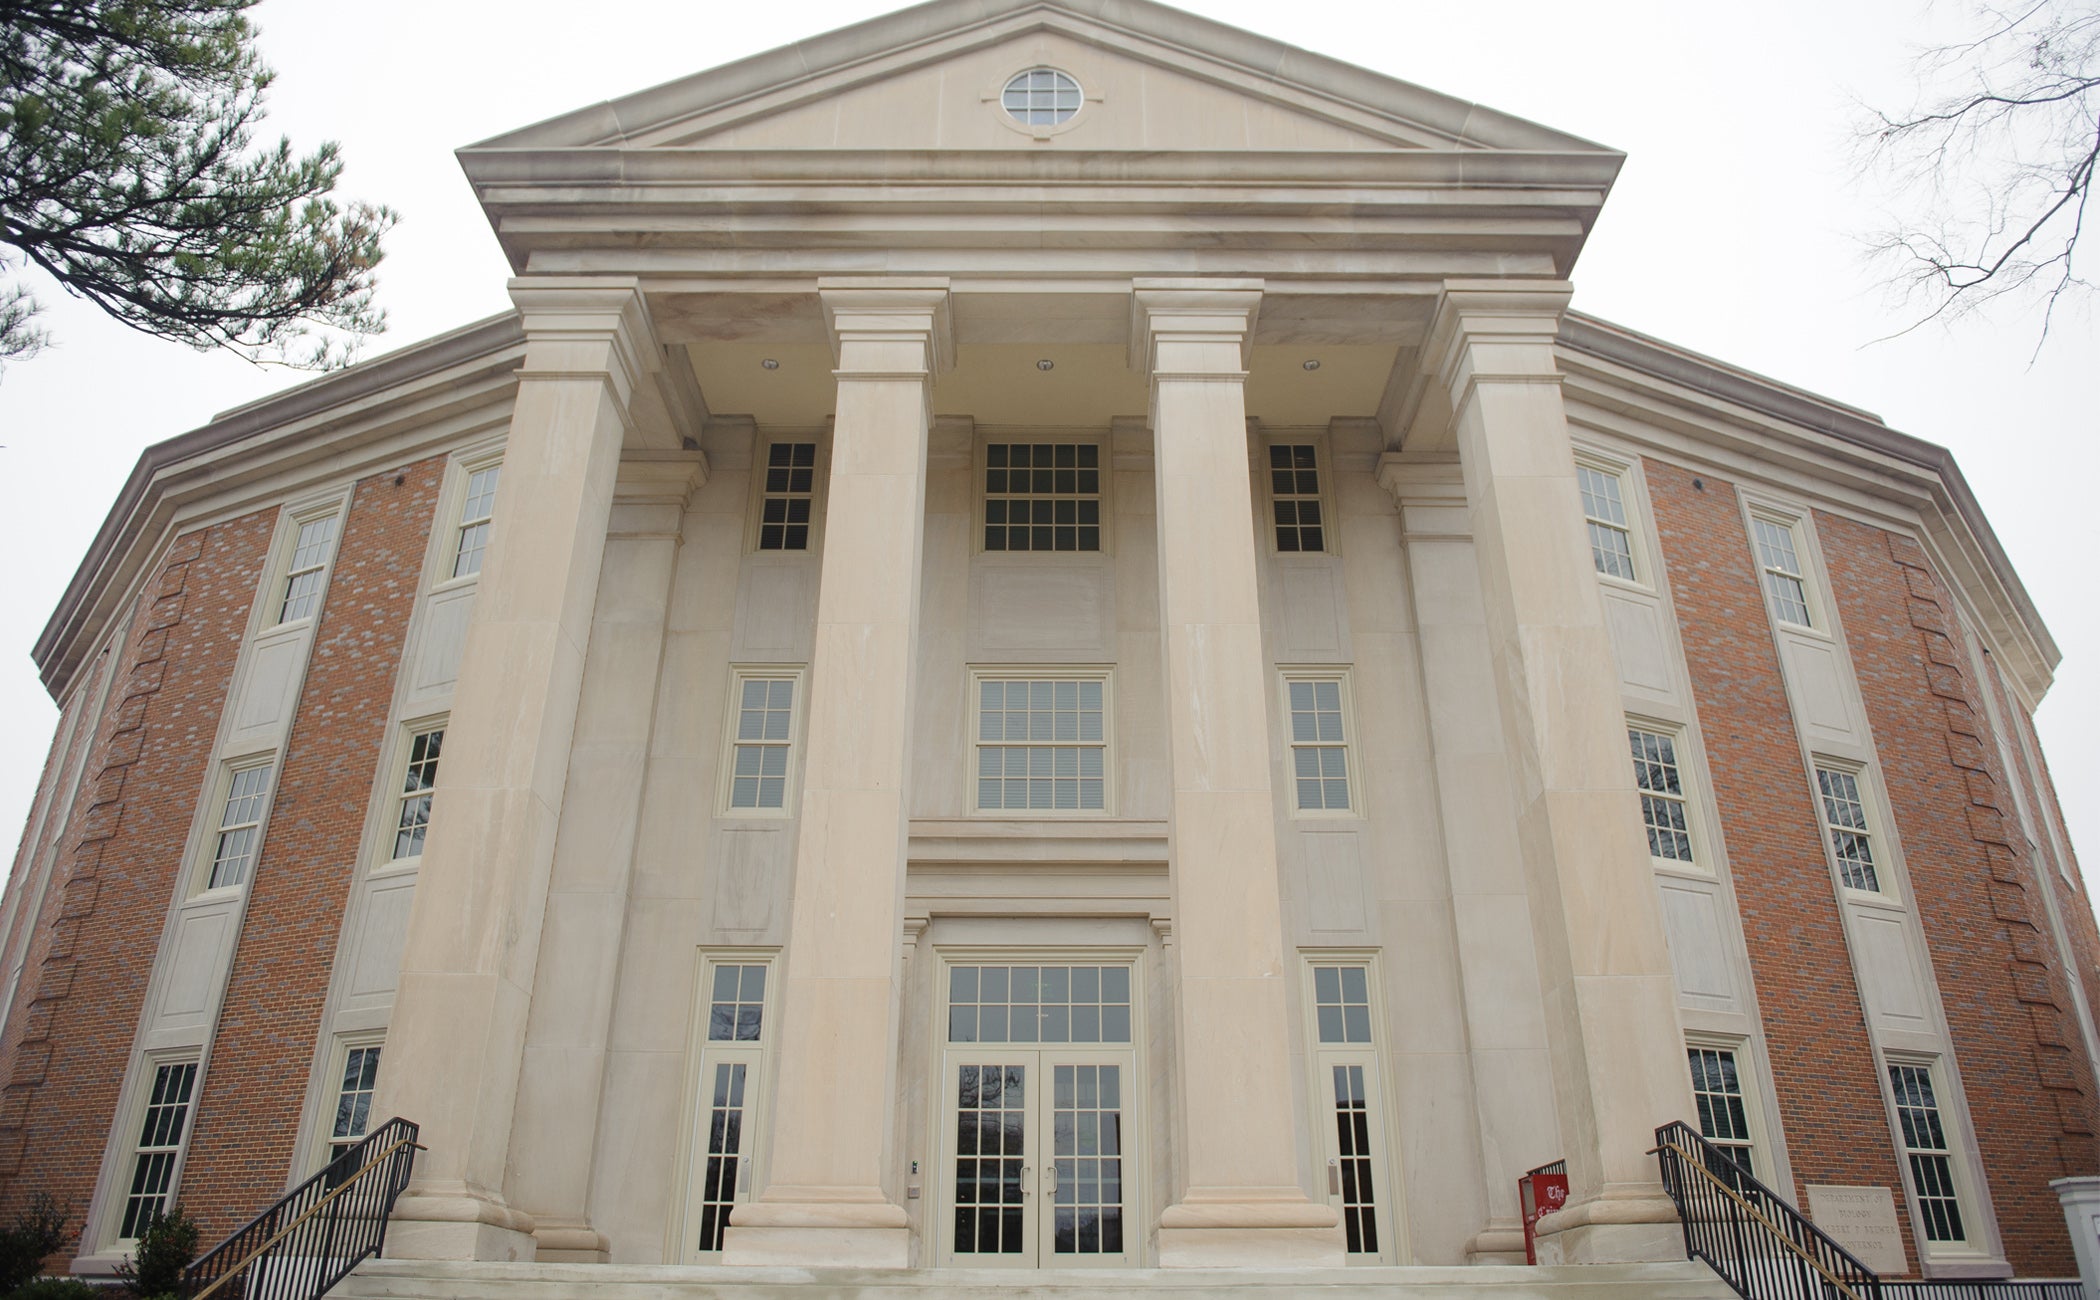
[506,276,666,425]
[1129,277,1263,373]
[609,450,709,540]
[1421,278,1573,400]
[818,276,954,375]
[1376,451,1471,541]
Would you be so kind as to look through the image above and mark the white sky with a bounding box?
[0,0,2093,882]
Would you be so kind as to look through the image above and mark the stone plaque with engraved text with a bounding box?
[1806,1184,1909,1275]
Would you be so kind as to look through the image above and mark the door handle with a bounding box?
[1327,1158,1341,1196]
[1045,1164,1059,1196]
[737,1156,754,1193]
[1021,1164,1032,1199]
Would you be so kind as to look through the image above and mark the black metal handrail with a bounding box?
[1653,1121,2079,1300]
[179,1117,420,1300]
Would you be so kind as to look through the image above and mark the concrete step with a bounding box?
[338,1259,1737,1299]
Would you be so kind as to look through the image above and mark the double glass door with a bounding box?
[939,962,1137,1267]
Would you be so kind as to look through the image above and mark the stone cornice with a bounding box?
[34,314,528,700]
[1557,311,2057,707]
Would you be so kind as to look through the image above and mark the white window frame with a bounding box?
[318,1033,386,1169]
[196,753,278,896]
[1746,506,1823,631]
[449,461,503,580]
[673,950,778,1262]
[1627,717,1708,874]
[1262,434,1336,557]
[716,666,808,819]
[1883,1054,1986,1259]
[1279,669,1362,819]
[1810,758,1893,900]
[1684,1035,1771,1183]
[1298,952,1402,1264]
[431,447,504,592]
[110,1052,201,1245]
[381,718,447,865]
[269,499,348,627]
[746,435,827,555]
[1574,457,1641,585]
[968,667,1115,817]
[975,433,1113,557]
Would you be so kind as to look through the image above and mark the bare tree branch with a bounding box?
[1859,0,2100,348]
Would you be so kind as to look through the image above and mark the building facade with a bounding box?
[2,0,2096,1286]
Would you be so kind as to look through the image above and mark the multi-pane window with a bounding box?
[1330,1064,1379,1255]
[1629,727,1694,864]
[1752,517,1813,627]
[452,465,501,578]
[728,677,796,812]
[1269,444,1325,553]
[1815,767,1881,892]
[758,443,815,551]
[277,516,339,623]
[1001,67,1083,126]
[1312,965,1373,1044]
[947,965,1133,1045]
[975,678,1106,812]
[121,1061,197,1238]
[1688,1047,1755,1179]
[1308,962,1387,1259]
[328,1045,382,1161]
[707,964,768,1042]
[984,443,1100,552]
[694,961,768,1255]
[1889,1063,1967,1243]
[1577,465,1636,581]
[207,762,274,890]
[1287,678,1351,813]
[390,728,443,860]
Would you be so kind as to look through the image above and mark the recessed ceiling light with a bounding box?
[1036,359,1055,371]
[761,358,780,370]
[1302,359,1321,371]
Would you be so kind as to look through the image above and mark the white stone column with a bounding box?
[1379,453,1564,1262]
[722,278,950,1269]
[2052,1177,2100,1300]
[507,452,706,1262]
[376,279,666,1261]
[1132,279,1345,1268]
[1424,280,1692,1264]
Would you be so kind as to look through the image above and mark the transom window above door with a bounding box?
[948,965,1132,1044]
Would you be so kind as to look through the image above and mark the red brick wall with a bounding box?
[0,512,274,1254]
[1819,513,2097,1275]
[0,629,124,1003]
[1977,652,2100,1070]
[180,459,442,1233]
[1644,460,1924,1269]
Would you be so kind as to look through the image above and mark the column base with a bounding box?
[1156,1190,1345,1268]
[1465,1220,1528,1264]
[1531,1187,1684,1265]
[722,1189,911,1268]
[383,1184,538,1262]
[531,1219,610,1263]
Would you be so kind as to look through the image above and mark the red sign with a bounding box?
[1518,1166,1570,1266]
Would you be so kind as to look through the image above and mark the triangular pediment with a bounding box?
[471,0,1615,157]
